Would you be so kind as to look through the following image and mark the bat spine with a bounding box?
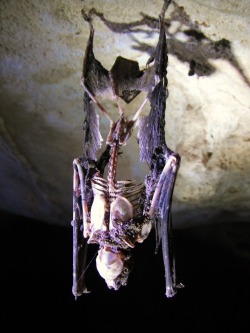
[107,141,119,201]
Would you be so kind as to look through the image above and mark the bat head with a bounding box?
[96,246,126,290]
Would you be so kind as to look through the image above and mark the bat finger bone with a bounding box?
[149,154,178,217]
[73,170,81,197]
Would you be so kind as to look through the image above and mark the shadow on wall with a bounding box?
[82,1,249,86]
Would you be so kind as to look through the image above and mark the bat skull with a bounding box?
[96,246,125,289]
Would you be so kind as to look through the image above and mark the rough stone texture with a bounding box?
[0,0,249,227]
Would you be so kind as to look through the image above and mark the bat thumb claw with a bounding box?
[177,282,185,289]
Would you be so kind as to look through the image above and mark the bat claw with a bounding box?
[177,282,185,289]
[72,287,90,299]
[165,282,185,297]
[165,286,177,298]
[83,288,91,294]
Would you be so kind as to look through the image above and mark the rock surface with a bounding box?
[0,0,249,226]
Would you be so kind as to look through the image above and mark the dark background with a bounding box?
[1,210,249,331]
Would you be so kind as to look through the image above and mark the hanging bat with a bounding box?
[71,0,183,298]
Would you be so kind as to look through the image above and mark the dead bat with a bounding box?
[71,0,183,298]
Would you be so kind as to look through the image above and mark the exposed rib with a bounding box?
[92,175,144,208]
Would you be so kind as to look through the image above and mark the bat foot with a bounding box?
[165,286,177,298]
[72,287,91,300]
[165,282,185,297]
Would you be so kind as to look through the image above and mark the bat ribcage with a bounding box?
[89,175,150,247]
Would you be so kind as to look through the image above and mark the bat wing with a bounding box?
[81,19,156,159]
[82,25,112,98]
[83,92,103,161]
[138,8,168,163]
[82,20,155,103]
[138,3,183,297]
